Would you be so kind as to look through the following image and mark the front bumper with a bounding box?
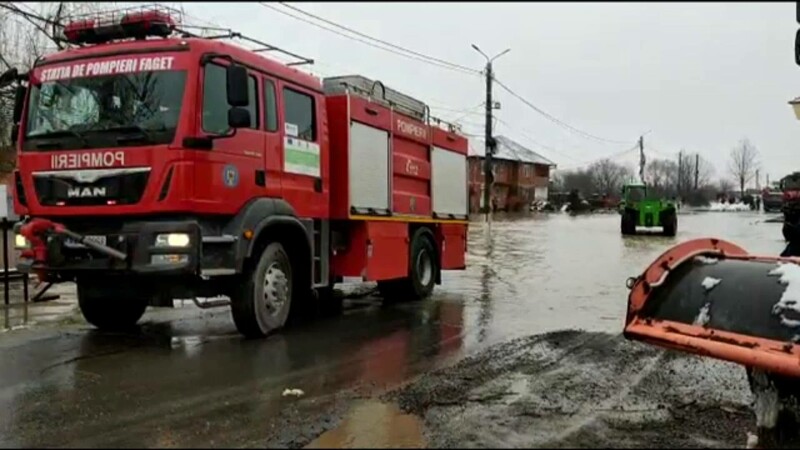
[17,220,203,277]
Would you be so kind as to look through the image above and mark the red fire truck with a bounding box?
[1,7,469,338]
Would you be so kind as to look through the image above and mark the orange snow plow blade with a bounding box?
[623,238,800,378]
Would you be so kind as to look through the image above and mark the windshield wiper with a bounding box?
[30,129,89,149]
[101,125,161,144]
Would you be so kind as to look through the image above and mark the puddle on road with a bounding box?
[306,400,426,449]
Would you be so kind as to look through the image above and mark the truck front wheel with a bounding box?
[77,278,148,331]
[662,210,677,237]
[621,212,636,235]
[379,229,438,302]
[230,242,293,338]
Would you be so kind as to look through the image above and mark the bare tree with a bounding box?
[676,152,715,197]
[717,178,734,194]
[729,138,760,197]
[558,168,594,195]
[0,2,104,173]
[645,158,678,196]
[588,159,633,195]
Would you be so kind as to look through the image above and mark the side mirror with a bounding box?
[796,29,800,66]
[228,107,251,129]
[12,84,26,123]
[10,124,19,145]
[0,68,18,89]
[226,64,249,107]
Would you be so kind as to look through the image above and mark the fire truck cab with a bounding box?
[3,7,469,338]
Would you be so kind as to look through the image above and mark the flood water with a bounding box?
[443,210,785,352]
[0,210,783,447]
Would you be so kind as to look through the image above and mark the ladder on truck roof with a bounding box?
[177,26,314,67]
[323,75,429,123]
[55,3,314,67]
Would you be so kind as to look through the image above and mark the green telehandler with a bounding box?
[619,181,677,236]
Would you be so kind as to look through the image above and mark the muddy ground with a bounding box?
[391,330,754,449]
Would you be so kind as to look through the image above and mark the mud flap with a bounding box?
[623,238,800,379]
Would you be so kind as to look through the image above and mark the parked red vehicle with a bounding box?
[2,7,469,338]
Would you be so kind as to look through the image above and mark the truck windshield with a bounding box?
[783,178,800,190]
[23,70,186,151]
[627,187,646,201]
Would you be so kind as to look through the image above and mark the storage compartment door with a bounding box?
[349,121,390,215]
[431,147,468,219]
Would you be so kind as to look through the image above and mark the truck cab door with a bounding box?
[261,76,282,198]
[193,62,265,211]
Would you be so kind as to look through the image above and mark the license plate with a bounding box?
[65,235,107,248]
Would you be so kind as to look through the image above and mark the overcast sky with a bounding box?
[171,2,797,185]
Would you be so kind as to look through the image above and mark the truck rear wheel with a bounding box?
[77,278,148,331]
[379,229,438,302]
[662,210,677,237]
[230,242,293,338]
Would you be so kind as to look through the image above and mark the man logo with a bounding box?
[67,186,107,198]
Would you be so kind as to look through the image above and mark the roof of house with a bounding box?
[468,135,556,167]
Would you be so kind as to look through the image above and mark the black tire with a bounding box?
[379,229,438,302]
[784,222,795,242]
[77,278,148,331]
[621,212,636,235]
[230,242,293,338]
[316,286,343,317]
[662,210,677,237]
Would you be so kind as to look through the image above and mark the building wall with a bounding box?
[468,157,552,212]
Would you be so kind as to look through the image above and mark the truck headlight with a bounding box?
[155,233,190,248]
[14,234,30,249]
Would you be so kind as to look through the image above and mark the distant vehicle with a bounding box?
[762,187,783,213]
[780,172,800,240]
[619,181,677,236]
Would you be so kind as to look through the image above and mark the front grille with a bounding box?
[645,213,654,227]
[33,168,150,207]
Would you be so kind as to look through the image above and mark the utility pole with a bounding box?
[638,135,645,182]
[483,61,494,221]
[694,153,699,191]
[756,169,760,190]
[472,44,510,223]
[677,150,683,198]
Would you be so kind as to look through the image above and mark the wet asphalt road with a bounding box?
[0,210,786,448]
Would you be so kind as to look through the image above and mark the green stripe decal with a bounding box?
[284,137,321,177]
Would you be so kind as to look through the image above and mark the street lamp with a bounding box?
[471,44,511,64]
[472,44,510,221]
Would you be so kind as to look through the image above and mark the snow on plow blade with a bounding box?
[624,238,800,378]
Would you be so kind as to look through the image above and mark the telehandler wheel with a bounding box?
[77,278,148,331]
[379,229,438,303]
[230,242,293,338]
[661,210,677,237]
[620,212,636,235]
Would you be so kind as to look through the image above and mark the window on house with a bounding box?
[283,87,316,141]
[202,63,258,133]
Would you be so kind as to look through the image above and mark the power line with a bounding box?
[276,2,479,75]
[438,101,486,124]
[555,143,641,171]
[259,2,479,76]
[493,116,581,164]
[493,77,634,146]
